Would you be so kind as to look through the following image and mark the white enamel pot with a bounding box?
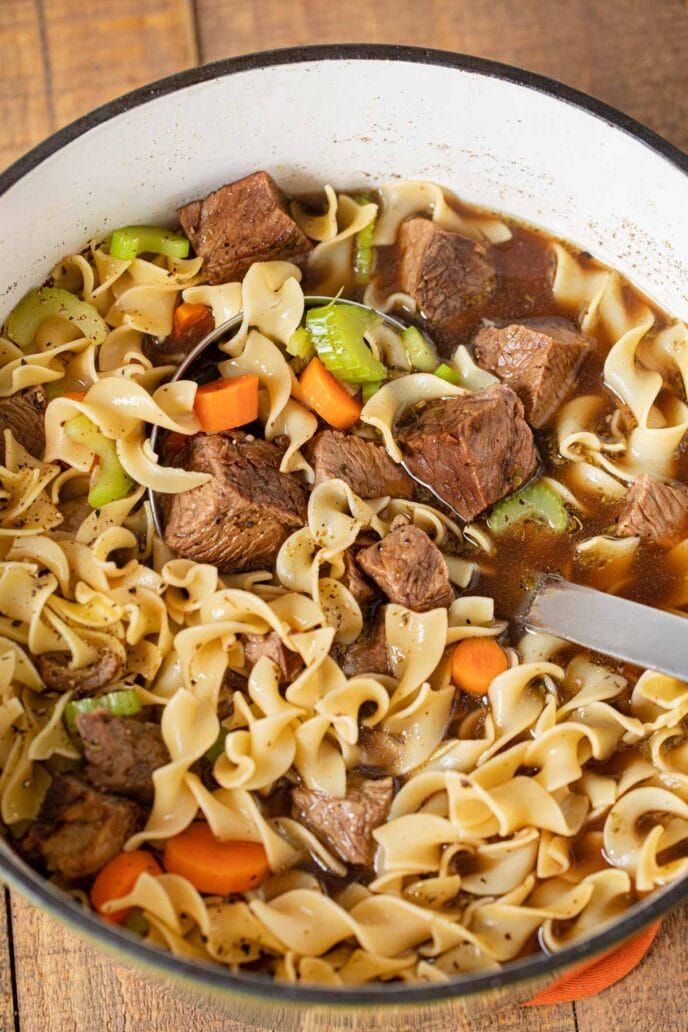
[0,45,687,1031]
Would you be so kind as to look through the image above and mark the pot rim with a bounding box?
[0,43,686,1008]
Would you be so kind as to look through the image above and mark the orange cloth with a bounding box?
[525,921,661,1006]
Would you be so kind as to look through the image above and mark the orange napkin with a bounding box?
[525,921,661,1006]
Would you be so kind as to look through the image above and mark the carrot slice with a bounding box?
[451,638,509,697]
[162,823,269,895]
[193,373,259,433]
[299,357,362,430]
[173,301,211,337]
[90,850,162,924]
[62,391,86,401]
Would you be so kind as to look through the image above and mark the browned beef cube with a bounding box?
[178,171,313,284]
[217,667,247,721]
[21,774,141,881]
[161,432,308,572]
[398,218,495,345]
[306,430,415,499]
[243,631,304,684]
[340,549,377,607]
[473,317,590,428]
[616,474,688,547]
[144,304,215,367]
[36,649,122,698]
[357,525,454,612]
[76,711,168,803]
[397,383,538,522]
[0,385,46,462]
[291,776,393,865]
[336,614,391,678]
[56,498,92,536]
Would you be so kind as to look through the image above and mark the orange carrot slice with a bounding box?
[451,638,509,697]
[193,373,259,433]
[299,357,362,430]
[173,302,212,338]
[90,850,162,924]
[162,823,269,895]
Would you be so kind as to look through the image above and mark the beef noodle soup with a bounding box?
[1,174,687,985]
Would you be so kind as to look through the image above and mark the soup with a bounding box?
[0,173,686,985]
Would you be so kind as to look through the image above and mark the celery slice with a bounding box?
[361,380,383,404]
[5,286,108,350]
[206,727,228,763]
[402,326,438,372]
[287,326,314,361]
[65,415,135,507]
[353,198,377,285]
[109,225,190,261]
[487,481,569,535]
[305,303,386,384]
[65,688,141,735]
[434,363,461,385]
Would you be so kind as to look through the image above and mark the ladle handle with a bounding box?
[524,574,688,682]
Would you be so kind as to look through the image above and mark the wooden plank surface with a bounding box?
[0,0,51,170]
[0,890,17,1032]
[1,1,688,1030]
[196,0,688,153]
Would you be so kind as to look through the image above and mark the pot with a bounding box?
[0,44,686,1030]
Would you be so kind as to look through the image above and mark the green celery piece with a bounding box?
[487,481,569,535]
[64,415,135,507]
[353,197,377,285]
[305,303,385,384]
[402,326,438,372]
[361,380,383,404]
[5,286,108,350]
[109,225,190,261]
[64,688,141,735]
[434,363,460,385]
[287,326,315,360]
[206,727,229,764]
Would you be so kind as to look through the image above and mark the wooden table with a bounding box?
[1,1,688,1028]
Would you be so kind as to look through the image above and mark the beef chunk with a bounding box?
[397,383,538,521]
[340,549,377,607]
[357,525,454,612]
[306,430,415,500]
[161,432,308,572]
[616,474,688,547]
[473,317,590,428]
[0,385,46,462]
[56,497,91,536]
[398,218,495,345]
[75,711,168,803]
[36,649,122,698]
[21,774,141,881]
[291,776,393,865]
[144,305,215,367]
[217,667,247,720]
[178,171,312,284]
[335,614,391,678]
[243,631,304,684]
